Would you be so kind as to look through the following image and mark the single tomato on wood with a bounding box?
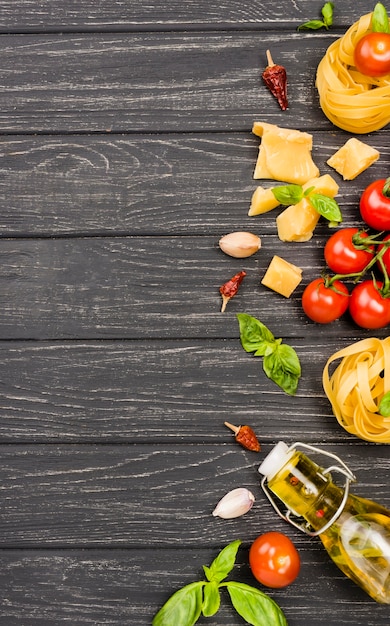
[354,32,390,76]
[249,531,300,588]
[324,228,374,274]
[349,280,390,329]
[360,178,390,230]
[302,277,349,324]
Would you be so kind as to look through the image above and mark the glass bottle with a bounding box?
[258,441,390,604]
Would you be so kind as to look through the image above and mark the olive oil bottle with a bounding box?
[258,442,390,603]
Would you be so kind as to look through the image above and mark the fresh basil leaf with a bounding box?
[226,581,288,626]
[372,2,390,33]
[298,19,327,30]
[379,391,390,416]
[152,581,204,626]
[202,581,220,617]
[263,343,301,395]
[322,2,334,27]
[271,184,303,206]
[237,313,275,356]
[206,539,241,584]
[309,193,342,224]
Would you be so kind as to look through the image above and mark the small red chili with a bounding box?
[219,270,246,312]
[262,50,288,111]
[289,476,299,486]
[224,421,261,452]
[315,509,325,518]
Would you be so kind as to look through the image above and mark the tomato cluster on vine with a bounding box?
[302,178,390,329]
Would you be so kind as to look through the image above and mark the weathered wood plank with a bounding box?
[1,235,389,340]
[0,443,387,547]
[0,546,388,626]
[0,339,380,443]
[0,0,373,32]
[0,131,387,237]
[0,31,345,132]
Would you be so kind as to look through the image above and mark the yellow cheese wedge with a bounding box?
[276,197,320,242]
[249,174,339,217]
[252,122,319,184]
[261,255,303,298]
[327,138,380,180]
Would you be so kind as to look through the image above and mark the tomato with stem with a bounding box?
[349,279,390,329]
[302,277,349,324]
[324,228,375,274]
[360,178,390,230]
[249,532,300,588]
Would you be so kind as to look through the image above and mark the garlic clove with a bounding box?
[212,487,255,519]
[219,231,261,258]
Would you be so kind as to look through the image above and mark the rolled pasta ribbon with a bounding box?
[316,13,390,133]
[323,337,390,443]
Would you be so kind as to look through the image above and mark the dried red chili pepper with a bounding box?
[262,49,288,111]
[219,270,246,312]
[224,421,261,452]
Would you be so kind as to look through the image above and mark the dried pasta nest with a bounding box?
[323,338,390,443]
[316,13,390,134]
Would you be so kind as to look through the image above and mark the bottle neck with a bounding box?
[267,451,345,532]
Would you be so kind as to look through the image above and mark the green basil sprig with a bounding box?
[152,540,288,626]
[237,313,301,396]
[379,390,390,417]
[271,184,342,226]
[298,2,334,31]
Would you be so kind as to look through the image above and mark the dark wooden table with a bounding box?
[1,1,389,624]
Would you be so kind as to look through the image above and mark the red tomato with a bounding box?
[354,32,390,76]
[302,278,349,324]
[349,280,390,329]
[324,228,374,274]
[360,178,390,230]
[377,234,390,275]
[249,531,300,588]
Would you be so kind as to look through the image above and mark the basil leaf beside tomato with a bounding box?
[204,539,241,583]
[226,582,288,626]
[152,581,204,626]
[372,1,390,33]
[201,582,220,617]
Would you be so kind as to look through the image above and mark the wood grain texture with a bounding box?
[1,2,390,625]
[0,338,385,443]
[0,31,341,132]
[0,132,387,237]
[0,0,375,32]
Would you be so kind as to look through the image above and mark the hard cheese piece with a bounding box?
[261,255,303,297]
[276,174,339,242]
[276,197,320,242]
[249,173,339,216]
[252,121,319,184]
[327,138,380,180]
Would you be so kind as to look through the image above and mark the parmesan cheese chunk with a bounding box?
[327,138,380,180]
[261,255,303,298]
[276,198,320,242]
[252,122,319,184]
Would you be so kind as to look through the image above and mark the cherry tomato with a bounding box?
[377,234,390,275]
[302,278,349,324]
[249,531,300,588]
[354,32,390,77]
[360,178,390,230]
[324,228,374,274]
[349,280,390,329]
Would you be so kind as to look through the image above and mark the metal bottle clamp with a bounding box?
[260,442,357,537]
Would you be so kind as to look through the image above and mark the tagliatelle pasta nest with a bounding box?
[316,12,390,133]
[323,337,390,443]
